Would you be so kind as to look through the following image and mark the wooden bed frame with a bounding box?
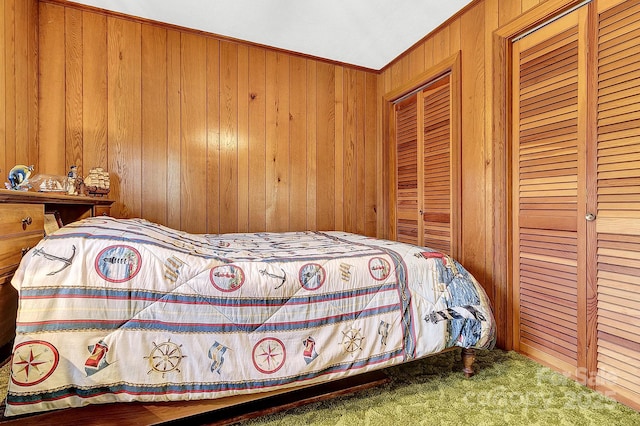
[0,348,476,425]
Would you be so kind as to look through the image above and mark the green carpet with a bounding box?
[243,349,639,426]
[1,350,639,425]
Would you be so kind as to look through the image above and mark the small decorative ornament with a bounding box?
[84,167,110,197]
[67,165,78,195]
[5,164,34,191]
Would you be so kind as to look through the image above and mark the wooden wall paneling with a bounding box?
[141,24,168,225]
[484,0,499,335]
[523,0,544,12]
[26,0,37,167]
[0,0,5,174]
[377,73,387,238]
[65,7,82,175]
[460,1,487,284]
[82,11,107,179]
[355,71,366,235]
[205,38,220,234]
[107,17,142,218]
[433,27,451,65]
[39,3,66,175]
[289,55,308,231]
[315,62,335,231]
[0,0,37,174]
[265,51,290,232]
[3,0,16,172]
[247,46,266,232]
[237,45,249,233]
[166,29,182,230]
[408,45,425,77]
[180,32,207,233]
[423,38,435,70]
[14,0,30,166]
[219,41,239,234]
[306,60,317,231]
[343,68,356,233]
[334,66,344,231]
[449,17,461,54]
[32,1,380,238]
[365,73,378,237]
[499,0,523,25]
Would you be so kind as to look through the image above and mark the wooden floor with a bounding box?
[0,370,390,426]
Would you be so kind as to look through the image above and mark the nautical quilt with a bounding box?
[5,217,496,416]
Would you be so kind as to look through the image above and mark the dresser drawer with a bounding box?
[93,205,111,217]
[0,203,45,236]
[0,233,45,277]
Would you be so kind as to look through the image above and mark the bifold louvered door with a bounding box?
[512,0,640,409]
[395,75,457,255]
[395,96,420,245]
[512,8,588,372]
[594,0,640,408]
[422,76,454,254]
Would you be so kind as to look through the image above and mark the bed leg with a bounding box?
[461,348,476,378]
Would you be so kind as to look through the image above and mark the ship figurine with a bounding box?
[84,167,110,197]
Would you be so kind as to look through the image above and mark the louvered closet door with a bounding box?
[595,0,640,407]
[395,96,420,245]
[423,76,453,254]
[395,75,456,254]
[512,8,588,371]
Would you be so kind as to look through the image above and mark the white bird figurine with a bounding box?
[6,164,34,190]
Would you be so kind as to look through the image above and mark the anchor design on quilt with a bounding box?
[259,267,287,289]
[208,341,229,374]
[302,336,318,364]
[84,340,110,376]
[32,245,76,275]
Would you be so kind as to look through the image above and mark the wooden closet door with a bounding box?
[422,76,454,254]
[394,73,457,255]
[512,7,589,372]
[395,96,421,246]
[594,0,640,408]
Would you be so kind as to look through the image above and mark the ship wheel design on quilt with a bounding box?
[252,337,286,374]
[145,339,186,377]
[341,328,364,355]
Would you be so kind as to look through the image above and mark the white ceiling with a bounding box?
[68,0,473,70]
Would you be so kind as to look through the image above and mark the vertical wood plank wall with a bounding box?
[34,1,379,237]
[380,0,551,348]
[0,0,38,177]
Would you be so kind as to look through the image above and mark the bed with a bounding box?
[4,217,495,418]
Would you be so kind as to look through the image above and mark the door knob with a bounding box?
[585,213,596,221]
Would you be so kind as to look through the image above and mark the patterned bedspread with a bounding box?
[5,217,495,416]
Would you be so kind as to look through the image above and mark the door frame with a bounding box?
[491,0,590,351]
[382,52,462,259]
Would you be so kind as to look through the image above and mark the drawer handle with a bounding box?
[21,216,33,230]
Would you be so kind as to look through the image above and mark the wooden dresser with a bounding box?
[0,189,114,364]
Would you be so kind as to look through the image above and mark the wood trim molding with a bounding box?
[491,0,588,351]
